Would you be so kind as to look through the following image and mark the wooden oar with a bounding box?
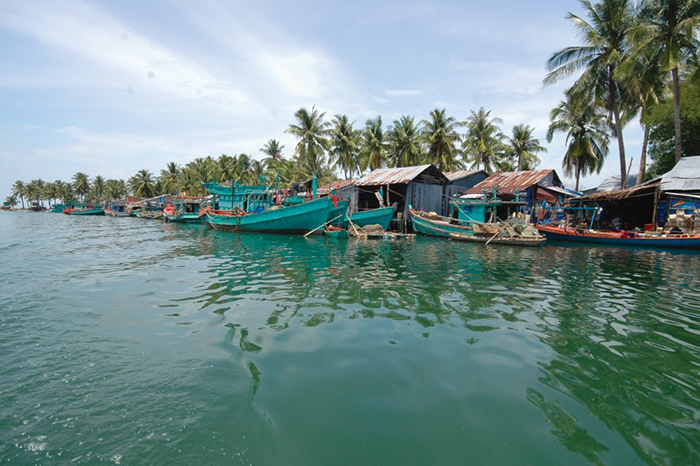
[304,214,344,238]
[346,214,362,237]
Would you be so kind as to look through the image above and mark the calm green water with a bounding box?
[1,212,699,465]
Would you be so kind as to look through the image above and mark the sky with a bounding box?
[0,0,645,199]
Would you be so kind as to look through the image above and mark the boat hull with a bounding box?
[204,196,333,233]
[342,205,395,230]
[450,233,546,247]
[327,200,350,223]
[67,209,105,216]
[410,210,473,238]
[165,213,202,224]
[537,225,700,250]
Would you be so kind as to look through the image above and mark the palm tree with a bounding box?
[547,94,610,191]
[12,180,26,209]
[260,140,285,167]
[628,0,700,163]
[509,124,548,171]
[387,115,424,168]
[72,172,91,201]
[92,176,105,200]
[545,0,635,188]
[160,162,182,194]
[129,169,155,198]
[463,107,506,173]
[421,109,463,172]
[329,114,360,179]
[620,48,665,183]
[5,194,17,208]
[286,106,331,176]
[217,154,238,183]
[105,179,127,200]
[358,116,388,172]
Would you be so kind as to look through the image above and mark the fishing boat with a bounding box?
[324,225,349,238]
[450,220,546,247]
[409,209,475,238]
[64,205,105,215]
[105,202,130,217]
[202,196,333,233]
[341,204,396,230]
[163,197,208,223]
[537,224,700,250]
[327,198,350,223]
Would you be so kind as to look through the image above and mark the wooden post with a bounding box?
[652,187,660,230]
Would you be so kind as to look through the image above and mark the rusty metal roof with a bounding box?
[660,155,700,192]
[319,179,355,190]
[444,169,486,182]
[355,164,446,186]
[466,169,560,194]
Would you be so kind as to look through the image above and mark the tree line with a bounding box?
[6,106,548,207]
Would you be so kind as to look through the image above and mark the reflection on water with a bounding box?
[1,212,699,465]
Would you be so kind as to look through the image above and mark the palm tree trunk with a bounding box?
[671,67,682,163]
[575,165,581,192]
[637,123,649,186]
[612,104,627,189]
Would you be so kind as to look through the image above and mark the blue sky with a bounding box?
[0,0,643,198]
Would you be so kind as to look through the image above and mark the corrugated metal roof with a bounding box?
[540,185,583,198]
[318,179,355,191]
[660,155,700,192]
[444,170,486,182]
[466,169,558,194]
[596,174,638,192]
[355,164,436,186]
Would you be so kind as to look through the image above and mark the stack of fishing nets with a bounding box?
[348,224,385,237]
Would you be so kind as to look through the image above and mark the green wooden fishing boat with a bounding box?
[341,205,396,230]
[65,206,105,216]
[409,209,475,238]
[327,199,349,223]
[163,197,207,223]
[203,196,333,233]
[324,225,349,238]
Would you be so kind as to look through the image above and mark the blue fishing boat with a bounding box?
[203,196,333,233]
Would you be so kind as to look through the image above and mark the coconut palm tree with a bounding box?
[160,162,182,194]
[5,194,17,208]
[547,94,610,191]
[619,48,666,183]
[421,109,463,172]
[509,124,548,171]
[12,180,26,209]
[387,115,424,168]
[463,107,506,173]
[129,169,155,198]
[91,176,105,200]
[260,140,285,167]
[545,0,635,188]
[72,172,91,201]
[358,116,388,172]
[628,0,700,163]
[286,106,331,176]
[216,154,238,183]
[329,115,360,179]
[105,179,127,200]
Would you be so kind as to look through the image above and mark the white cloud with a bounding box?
[386,89,423,97]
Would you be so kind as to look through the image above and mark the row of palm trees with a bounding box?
[543,0,700,190]
[287,106,547,178]
[7,105,550,207]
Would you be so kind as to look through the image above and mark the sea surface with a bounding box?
[1,211,699,465]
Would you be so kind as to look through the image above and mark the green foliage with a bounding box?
[463,107,506,173]
[645,77,700,177]
[508,124,547,171]
[329,115,360,179]
[387,116,424,168]
[421,109,463,172]
[358,116,388,172]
